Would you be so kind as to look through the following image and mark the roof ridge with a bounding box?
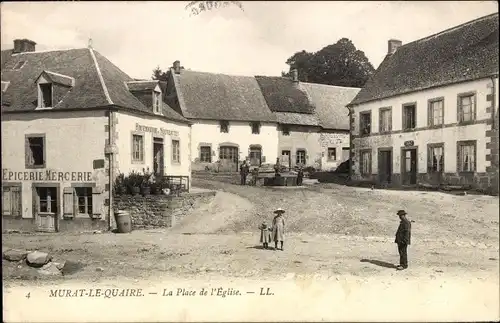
[402,12,498,48]
[88,48,113,105]
[300,81,361,90]
[9,48,87,56]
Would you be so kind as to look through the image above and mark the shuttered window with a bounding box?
[63,186,102,218]
[172,140,180,163]
[2,185,22,217]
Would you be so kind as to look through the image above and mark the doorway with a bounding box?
[249,145,262,166]
[402,148,418,185]
[153,137,164,177]
[281,150,291,169]
[378,148,392,185]
[33,186,58,232]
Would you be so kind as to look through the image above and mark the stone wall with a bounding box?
[113,191,216,229]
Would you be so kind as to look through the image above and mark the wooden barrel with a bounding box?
[114,210,132,233]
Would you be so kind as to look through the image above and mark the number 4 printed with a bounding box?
[26,292,30,299]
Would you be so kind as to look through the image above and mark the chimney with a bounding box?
[387,39,402,55]
[291,68,298,83]
[13,39,36,54]
[173,60,181,74]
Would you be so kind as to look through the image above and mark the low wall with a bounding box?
[113,191,216,229]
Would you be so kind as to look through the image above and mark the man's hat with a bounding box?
[397,210,407,216]
[274,208,285,214]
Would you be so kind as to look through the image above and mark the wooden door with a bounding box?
[378,150,392,184]
[281,150,291,169]
[34,186,57,232]
[2,186,22,217]
[402,149,417,185]
[249,147,262,166]
[153,138,164,177]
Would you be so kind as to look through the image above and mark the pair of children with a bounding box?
[258,208,286,250]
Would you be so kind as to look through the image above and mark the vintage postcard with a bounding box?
[1,1,499,322]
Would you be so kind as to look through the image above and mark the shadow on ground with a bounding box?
[246,245,277,251]
[360,259,397,269]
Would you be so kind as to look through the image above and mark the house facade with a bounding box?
[348,13,499,193]
[165,63,279,172]
[1,39,192,232]
[256,73,360,171]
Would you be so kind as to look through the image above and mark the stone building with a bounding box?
[164,62,278,172]
[347,13,499,193]
[1,39,192,232]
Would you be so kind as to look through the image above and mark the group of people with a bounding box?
[239,160,259,186]
[258,208,412,270]
[258,207,286,251]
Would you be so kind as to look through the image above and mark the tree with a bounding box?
[282,38,375,88]
[151,64,186,82]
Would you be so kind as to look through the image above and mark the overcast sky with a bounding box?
[1,1,497,79]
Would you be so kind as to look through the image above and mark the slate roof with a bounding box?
[1,47,189,123]
[349,13,499,106]
[301,82,360,130]
[255,76,315,114]
[274,112,320,126]
[171,69,276,122]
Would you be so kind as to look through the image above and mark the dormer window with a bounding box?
[39,83,53,108]
[153,90,162,114]
[35,70,75,110]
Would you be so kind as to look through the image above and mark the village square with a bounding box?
[1,2,499,322]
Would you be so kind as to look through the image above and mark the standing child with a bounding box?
[259,222,271,249]
[272,208,286,251]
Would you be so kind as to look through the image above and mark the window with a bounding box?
[457,141,476,172]
[219,146,238,162]
[403,103,416,130]
[379,108,392,133]
[359,111,371,135]
[153,91,162,113]
[251,122,261,134]
[25,135,45,168]
[458,93,476,123]
[172,140,180,163]
[249,146,262,166]
[327,148,337,161]
[427,144,444,173]
[296,149,306,165]
[39,83,53,108]
[428,99,444,126]
[2,185,22,217]
[132,134,144,162]
[200,146,212,163]
[220,120,229,133]
[360,151,372,176]
[282,125,290,136]
[37,187,58,213]
[75,187,93,215]
[13,61,26,70]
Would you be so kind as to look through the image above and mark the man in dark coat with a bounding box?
[297,165,304,186]
[240,160,249,185]
[395,209,411,270]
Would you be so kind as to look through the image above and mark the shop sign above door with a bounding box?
[136,123,179,137]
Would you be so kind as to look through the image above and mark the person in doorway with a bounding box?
[258,222,272,249]
[297,165,304,186]
[272,208,286,251]
[394,209,412,270]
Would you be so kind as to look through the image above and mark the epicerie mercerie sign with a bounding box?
[135,123,179,137]
[3,169,93,182]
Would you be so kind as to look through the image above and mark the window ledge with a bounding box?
[402,128,416,132]
[428,125,444,129]
[35,107,53,110]
[26,164,46,169]
[458,121,476,126]
[131,160,145,165]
